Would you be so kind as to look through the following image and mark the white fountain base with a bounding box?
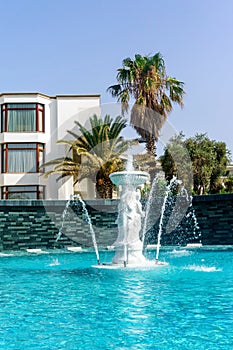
[112,240,146,265]
[92,239,169,269]
[92,260,168,269]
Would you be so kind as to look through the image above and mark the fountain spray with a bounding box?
[155,177,182,262]
[57,194,101,265]
[73,194,101,265]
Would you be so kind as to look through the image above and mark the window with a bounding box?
[1,103,44,132]
[2,143,44,173]
[2,185,45,199]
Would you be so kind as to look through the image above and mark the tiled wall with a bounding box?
[0,200,118,251]
[192,194,233,245]
[0,194,232,251]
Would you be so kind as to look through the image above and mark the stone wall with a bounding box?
[192,194,233,245]
[0,200,118,251]
[143,194,233,246]
[0,194,232,251]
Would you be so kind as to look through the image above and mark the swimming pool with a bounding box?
[0,248,232,349]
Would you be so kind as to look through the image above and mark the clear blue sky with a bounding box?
[1,0,233,155]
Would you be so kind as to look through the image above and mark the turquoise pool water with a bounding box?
[0,248,232,349]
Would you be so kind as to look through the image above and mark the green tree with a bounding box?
[186,134,230,194]
[43,114,132,198]
[185,134,216,195]
[224,174,233,193]
[160,132,193,192]
[107,53,185,159]
[160,133,231,195]
[209,141,229,193]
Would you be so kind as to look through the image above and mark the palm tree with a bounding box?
[107,53,185,158]
[43,114,133,198]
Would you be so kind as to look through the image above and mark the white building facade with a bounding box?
[0,92,100,200]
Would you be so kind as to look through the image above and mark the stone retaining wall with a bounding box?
[192,194,233,245]
[0,194,232,251]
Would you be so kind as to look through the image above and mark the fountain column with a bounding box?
[110,171,149,266]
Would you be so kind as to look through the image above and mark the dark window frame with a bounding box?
[1,103,45,132]
[1,185,45,200]
[2,143,45,173]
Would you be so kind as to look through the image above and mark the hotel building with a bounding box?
[0,92,100,200]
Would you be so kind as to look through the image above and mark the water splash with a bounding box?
[73,194,100,265]
[179,187,201,242]
[57,194,100,265]
[56,198,72,241]
[142,175,202,258]
[185,198,201,241]
[170,249,192,256]
[155,177,181,262]
[186,265,222,272]
[141,177,159,250]
[49,258,60,266]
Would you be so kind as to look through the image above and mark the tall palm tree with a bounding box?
[107,53,185,158]
[43,114,133,198]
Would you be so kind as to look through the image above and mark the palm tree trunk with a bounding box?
[146,134,157,180]
[145,134,157,157]
[96,172,113,199]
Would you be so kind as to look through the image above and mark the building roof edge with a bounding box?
[0,92,101,100]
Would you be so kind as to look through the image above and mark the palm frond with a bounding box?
[107,53,185,155]
[42,113,134,197]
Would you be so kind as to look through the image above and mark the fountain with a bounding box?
[93,169,168,268]
[57,154,199,268]
[57,169,199,269]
